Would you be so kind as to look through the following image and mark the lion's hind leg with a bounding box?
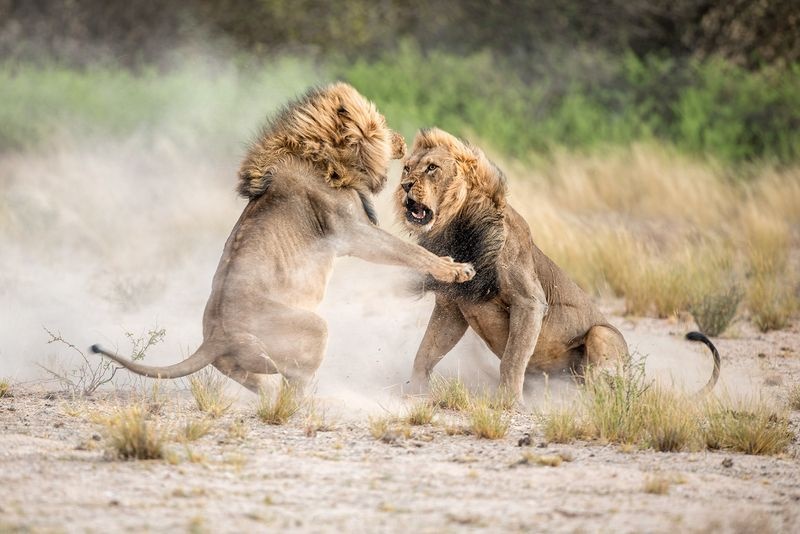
[213,333,279,394]
[250,307,329,395]
[582,324,629,373]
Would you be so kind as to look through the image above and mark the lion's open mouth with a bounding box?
[405,198,433,225]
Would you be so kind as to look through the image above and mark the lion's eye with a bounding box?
[426,163,438,173]
[402,165,410,175]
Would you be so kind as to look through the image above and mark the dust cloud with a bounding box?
[0,100,495,410]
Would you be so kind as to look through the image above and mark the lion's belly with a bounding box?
[459,300,581,373]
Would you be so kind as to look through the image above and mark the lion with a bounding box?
[396,128,720,403]
[91,84,475,393]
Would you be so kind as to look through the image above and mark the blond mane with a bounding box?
[238,82,405,198]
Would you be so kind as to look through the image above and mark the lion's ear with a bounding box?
[453,149,478,178]
[390,131,406,160]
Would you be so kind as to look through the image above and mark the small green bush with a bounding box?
[691,285,742,336]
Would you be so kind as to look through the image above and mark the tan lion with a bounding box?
[397,128,720,403]
[91,84,475,393]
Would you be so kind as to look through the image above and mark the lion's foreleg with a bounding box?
[408,297,468,394]
[342,222,474,283]
[499,298,546,405]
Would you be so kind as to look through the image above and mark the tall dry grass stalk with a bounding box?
[503,144,798,330]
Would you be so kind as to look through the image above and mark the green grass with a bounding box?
[0,58,322,153]
[340,44,800,164]
[3,48,799,164]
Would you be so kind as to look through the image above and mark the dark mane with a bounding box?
[417,208,504,302]
[357,189,379,225]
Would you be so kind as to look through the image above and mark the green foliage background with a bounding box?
[1,1,798,164]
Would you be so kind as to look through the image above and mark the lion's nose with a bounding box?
[401,181,413,193]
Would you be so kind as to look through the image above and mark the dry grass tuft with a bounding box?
[0,378,11,398]
[189,368,233,418]
[304,399,334,437]
[643,474,671,495]
[227,418,248,440]
[405,400,437,426]
[542,404,587,444]
[444,422,471,436]
[256,380,300,425]
[641,386,699,452]
[568,363,794,455]
[468,395,509,440]
[690,284,742,336]
[103,404,167,460]
[138,380,167,416]
[368,415,412,442]
[788,384,800,411]
[703,398,793,455]
[368,415,391,440]
[177,418,212,442]
[429,375,471,411]
[517,451,565,467]
[581,359,650,444]
[748,275,797,332]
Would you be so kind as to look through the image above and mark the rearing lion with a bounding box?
[91,84,475,393]
[397,128,720,403]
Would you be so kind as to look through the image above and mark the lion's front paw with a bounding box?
[406,375,431,396]
[454,262,475,283]
[431,257,475,283]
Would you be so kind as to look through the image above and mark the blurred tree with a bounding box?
[1,0,797,68]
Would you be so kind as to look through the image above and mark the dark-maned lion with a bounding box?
[91,84,475,393]
[397,128,720,403]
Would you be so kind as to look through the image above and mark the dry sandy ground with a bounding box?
[2,310,799,534]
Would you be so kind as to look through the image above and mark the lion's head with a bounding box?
[238,82,406,199]
[395,128,506,235]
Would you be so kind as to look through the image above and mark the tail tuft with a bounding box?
[686,331,721,396]
[686,331,707,343]
[90,344,102,354]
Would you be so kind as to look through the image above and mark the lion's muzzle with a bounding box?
[405,197,433,226]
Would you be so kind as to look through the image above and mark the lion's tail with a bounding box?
[685,331,721,396]
[90,340,218,379]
